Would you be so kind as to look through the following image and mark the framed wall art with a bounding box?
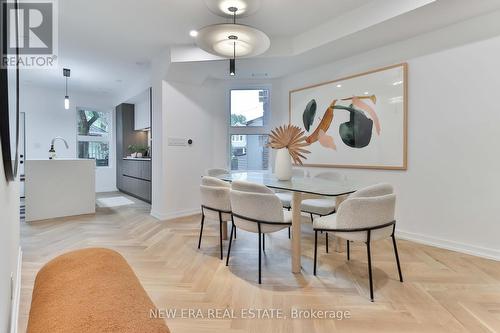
[289,63,408,170]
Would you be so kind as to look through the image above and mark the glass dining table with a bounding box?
[218,171,363,274]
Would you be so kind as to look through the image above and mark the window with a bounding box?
[230,89,268,127]
[230,135,269,171]
[77,109,111,167]
[229,89,270,171]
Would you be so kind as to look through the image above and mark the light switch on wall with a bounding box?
[168,137,188,147]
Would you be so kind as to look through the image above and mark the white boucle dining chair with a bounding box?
[301,171,342,222]
[227,180,292,284]
[312,184,403,302]
[198,176,232,260]
[300,171,344,253]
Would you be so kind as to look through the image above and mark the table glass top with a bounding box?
[218,171,364,197]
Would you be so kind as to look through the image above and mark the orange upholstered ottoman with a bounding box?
[27,248,170,333]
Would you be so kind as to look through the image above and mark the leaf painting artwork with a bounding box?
[303,95,380,150]
[352,96,380,135]
[305,99,336,145]
[336,104,374,148]
[303,99,317,132]
[318,129,336,150]
[289,63,407,170]
[336,96,380,149]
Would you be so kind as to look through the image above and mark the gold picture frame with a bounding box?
[289,63,408,170]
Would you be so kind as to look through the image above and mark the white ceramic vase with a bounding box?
[275,148,293,181]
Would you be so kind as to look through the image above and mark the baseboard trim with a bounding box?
[151,208,201,221]
[396,230,500,261]
[10,247,22,333]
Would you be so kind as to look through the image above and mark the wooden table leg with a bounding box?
[222,221,228,240]
[291,192,302,273]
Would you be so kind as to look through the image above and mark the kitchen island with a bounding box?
[25,159,95,222]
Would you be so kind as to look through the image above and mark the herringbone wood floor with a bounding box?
[19,192,500,332]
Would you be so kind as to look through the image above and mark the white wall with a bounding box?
[274,35,500,259]
[21,84,117,192]
[153,78,283,219]
[160,80,225,219]
[0,146,20,332]
[149,48,234,220]
[150,51,170,220]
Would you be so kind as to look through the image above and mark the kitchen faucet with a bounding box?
[49,137,69,159]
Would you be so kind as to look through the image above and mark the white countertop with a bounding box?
[123,157,152,161]
[26,158,94,161]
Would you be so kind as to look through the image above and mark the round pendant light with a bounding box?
[195,23,270,58]
[194,1,269,76]
[63,68,71,110]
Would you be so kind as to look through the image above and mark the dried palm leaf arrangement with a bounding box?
[268,124,311,165]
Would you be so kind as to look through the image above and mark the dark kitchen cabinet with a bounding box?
[122,159,151,181]
[116,103,151,203]
[120,172,151,203]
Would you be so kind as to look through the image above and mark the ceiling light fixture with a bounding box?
[228,7,237,76]
[229,35,237,76]
[189,30,198,37]
[63,68,71,110]
[194,0,270,76]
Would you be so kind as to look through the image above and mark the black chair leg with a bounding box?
[288,227,291,239]
[258,231,262,284]
[226,223,235,266]
[313,230,318,275]
[234,227,236,239]
[392,235,404,282]
[218,212,223,260]
[262,233,265,252]
[197,214,205,249]
[310,213,314,223]
[347,240,350,261]
[326,232,329,253]
[366,233,374,302]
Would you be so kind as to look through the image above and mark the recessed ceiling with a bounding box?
[20,0,500,102]
[235,0,371,38]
